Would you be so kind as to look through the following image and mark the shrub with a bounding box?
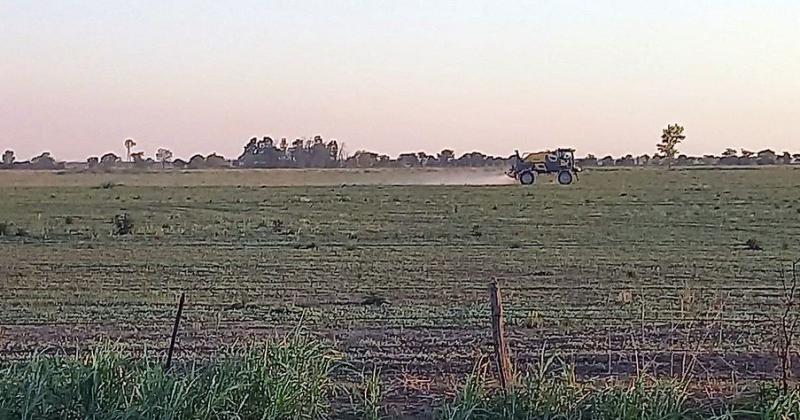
[0,222,9,236]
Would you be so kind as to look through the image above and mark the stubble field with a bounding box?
[1,166,800,415]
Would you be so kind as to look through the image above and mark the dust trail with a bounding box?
[419,171,518,186]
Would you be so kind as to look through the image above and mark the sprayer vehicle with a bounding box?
[505,148,580,185]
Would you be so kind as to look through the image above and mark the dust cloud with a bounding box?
[415,171,517,186]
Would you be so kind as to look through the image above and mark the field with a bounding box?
[2,166,800,417]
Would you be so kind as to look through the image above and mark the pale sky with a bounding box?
[1,0,798,161]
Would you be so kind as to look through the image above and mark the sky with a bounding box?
[1,0,798,161]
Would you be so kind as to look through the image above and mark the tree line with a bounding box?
[2,127,799,170]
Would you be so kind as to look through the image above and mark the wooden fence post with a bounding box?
[489,280,513,392]
[165,292,185,371]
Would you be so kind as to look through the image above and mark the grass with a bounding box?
[439,359,800,420]
[0,334,340,420]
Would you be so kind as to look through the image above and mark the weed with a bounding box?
[745,238,764,251]
[361,294,389,306]
[112,213,134,235]
[358,367,383,420]
[470,224,483,238]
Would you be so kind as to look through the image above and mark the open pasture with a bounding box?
[2,167,800,412]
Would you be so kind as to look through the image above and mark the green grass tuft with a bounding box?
[0,336,341,420]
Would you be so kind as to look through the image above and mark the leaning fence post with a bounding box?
[165,292,186,371]
[489,280,513,392]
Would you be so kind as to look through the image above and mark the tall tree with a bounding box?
[124,138,137,162]
[1,150,14,167]
[326,140,339,167]
[657,124,685,163]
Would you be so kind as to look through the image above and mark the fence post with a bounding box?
[165,292,186,371]
[489,280,513,392]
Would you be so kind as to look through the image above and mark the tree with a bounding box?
[398,153,420,167]
[31,152,59,169]
[326,141,339,167]
[156,148,173,168]
[350,150,378,168]
[124,138,137,162]
[657,124,685,165]
[130,152,151,168]
[1,150,14,168]
[205,153,228,168]
[417,152,431,166]
[188,154,206,169]
[757,149,777,165]
[739,149,755,165]
[437,149,455,166]
[722,148,738,157]
[100,153,120,168]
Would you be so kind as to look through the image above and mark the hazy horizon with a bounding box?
[2,1,799,161]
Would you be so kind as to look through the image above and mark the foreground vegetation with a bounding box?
[3,341,800,419]
[0,335,341,420]
[441,364,800,420]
